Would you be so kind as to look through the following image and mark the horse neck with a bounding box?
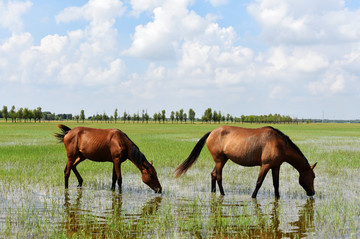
[284,151,310,174]
[128,143,150,171]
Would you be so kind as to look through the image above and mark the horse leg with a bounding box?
[111,164,122,192]
[251,164,271,198]
[64,158,75,189]
[271,167,280,199]
[112,159,122,192]
[211,167,216,193]
[215,159,228,196]
[72,157,85,187]
[111,165,117,191]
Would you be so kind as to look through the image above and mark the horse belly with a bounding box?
[229,154,262,167]
[79,143,113,162]
[225,145,262,167]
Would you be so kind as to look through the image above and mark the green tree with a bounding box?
[144,111,149,123]
[123,111,127,123]
[204,108,212,123]
[23,108,30,123]
[37,107,43,123]
[136,113,140,123]
[241,115,246,123]
[153,113,158,123]
[179,109,184,123]
[10,106,16,123]
[114,108,118,123]
[103,113,109,123]
[170,111,175,123]
[32,108,37,123]
[226,114,230,123]
[161,110,166,123]
[175,111,179,123]
[189,108,195,123]
[212,110,218,124]
[17,108,23,122]
[2,106,9,122]
[80,110,85,123]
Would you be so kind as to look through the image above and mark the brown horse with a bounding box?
[175,126,316,198]
[55,125,162,193]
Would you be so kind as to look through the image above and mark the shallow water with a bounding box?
[1,165,358,238]
[1,125,359,238]
[0,185,317,238]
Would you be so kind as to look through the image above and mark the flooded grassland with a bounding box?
[0,122,359,238]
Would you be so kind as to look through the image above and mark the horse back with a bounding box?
[207,126,285,167]
[63,127,129,162]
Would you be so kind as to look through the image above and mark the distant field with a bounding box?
[0,122,359,238]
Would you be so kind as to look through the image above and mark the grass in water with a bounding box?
[0,122,359,238]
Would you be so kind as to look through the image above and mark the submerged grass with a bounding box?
[0,122,359,238]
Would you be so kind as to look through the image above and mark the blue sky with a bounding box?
[1,0,360,120]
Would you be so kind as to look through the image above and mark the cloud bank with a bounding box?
[0,0,359,118]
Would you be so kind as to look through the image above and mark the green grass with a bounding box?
[0,122,359,238]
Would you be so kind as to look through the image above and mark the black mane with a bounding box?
[268,127,310,166]
[122,131,149,167]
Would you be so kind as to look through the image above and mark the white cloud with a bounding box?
[177,40,255,87]
[130,0,166,16]
[269,85,289,99]
[55,0,125,24]
[207,0,228,7]
[125,0,207,60]
[0,0,32,33]
[1,0,126,86]
[307,71,345,95]
[33,34,68,54]
[83,58,125,85]
[247,0,360,45]
[0,33,33,82]
[125,0,255,90]
[263,47,328,75]
[0,32,32,52]
[127,63,167,99]
[1,0,360,119]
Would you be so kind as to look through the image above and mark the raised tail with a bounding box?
[54,124,71,143]
[175,132,211,177]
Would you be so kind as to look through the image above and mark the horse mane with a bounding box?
[268,126,310,166]
[122,132,149,168]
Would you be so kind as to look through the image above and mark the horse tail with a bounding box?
[175,132,211,177]
[54,124,72,143]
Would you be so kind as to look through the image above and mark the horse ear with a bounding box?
[150,160,153,165]
[311,162,317,170]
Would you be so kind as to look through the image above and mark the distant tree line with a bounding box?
[1,105,303,124]
[0,105,76,123]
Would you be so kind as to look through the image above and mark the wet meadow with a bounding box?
[0,122,359,238]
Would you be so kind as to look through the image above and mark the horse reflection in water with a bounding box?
[62,190,162,237]
[208,197,315,238]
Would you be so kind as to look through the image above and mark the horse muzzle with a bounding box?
[307,190,315,197]
[154,187,162,194]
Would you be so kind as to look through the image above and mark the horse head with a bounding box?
[142,161,162,193]
[299,163,317,196]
